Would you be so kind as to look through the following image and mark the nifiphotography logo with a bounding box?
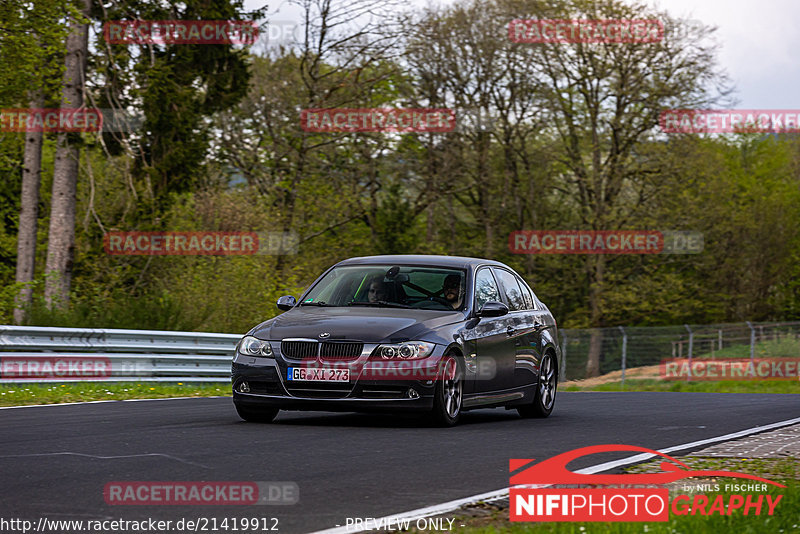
[510,445,784,522]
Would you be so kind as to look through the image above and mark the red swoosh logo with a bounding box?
[510,444,785,488]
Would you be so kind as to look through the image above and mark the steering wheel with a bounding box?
[429,296,453,307]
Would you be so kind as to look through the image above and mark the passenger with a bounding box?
[367,277,387,303]
[442,274,463,309]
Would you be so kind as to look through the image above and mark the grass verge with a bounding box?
[0,382,230,407]
[562,379,800,394]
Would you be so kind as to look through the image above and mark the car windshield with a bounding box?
[301,265,467,311]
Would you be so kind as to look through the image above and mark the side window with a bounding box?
[493,268,525,311]
[517,277,536,310]
[474,268,501,309]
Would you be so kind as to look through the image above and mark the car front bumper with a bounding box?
[231,353,443,412]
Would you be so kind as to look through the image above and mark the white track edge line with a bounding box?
[308,415,800,534]
[0,396,229,409]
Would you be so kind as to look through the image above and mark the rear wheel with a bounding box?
[518,351,557,418]
[431,354,463,426]
[235,403,279,423]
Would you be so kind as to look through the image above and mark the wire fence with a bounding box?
[559,321,800,383]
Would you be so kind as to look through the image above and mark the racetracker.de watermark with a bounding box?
[103,20,259,45]
[286,358,496,381]
[104,481,298,505]
[0,356,111,380]
[104,231,298,256]
[1,108,144,133]
[508,19,664,43]
[509,230,703,254]
[260,20,301,47]
[660,109,800,134]
[1,108,101,132]
[661,358,800,381]
[300,108,456,133]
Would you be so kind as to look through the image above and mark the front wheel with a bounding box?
[430,355,463,426]
[518,352,557,418]
[235,403,279,423]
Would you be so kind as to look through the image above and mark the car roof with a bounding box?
[334,254,510,270]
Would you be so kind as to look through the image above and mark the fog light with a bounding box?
[406,388,420,399]
[238,381,250,393]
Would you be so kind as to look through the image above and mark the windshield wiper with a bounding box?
[299,301,329,307]
[348,300,411,309]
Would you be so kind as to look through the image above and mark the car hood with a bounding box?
[251,306,463,343]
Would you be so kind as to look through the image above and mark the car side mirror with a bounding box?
[276,295,297,311]
[477,301,509,318]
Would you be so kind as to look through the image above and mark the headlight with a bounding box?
[238,336,274,357]
[376,341,435,360]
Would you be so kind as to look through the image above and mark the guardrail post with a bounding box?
[559,331,567,383]
[618,326,627,389]
[684,324,693,379]
[746,321,755,361]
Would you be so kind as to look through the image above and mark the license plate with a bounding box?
[287,367,350,382]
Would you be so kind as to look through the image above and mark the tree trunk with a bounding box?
[425,136,437,244]
[478,131,493,257]
[14,93,44,324]
[585,254,606,377]
[44,0,90,308]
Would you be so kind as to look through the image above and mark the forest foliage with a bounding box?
[1,0,799,336]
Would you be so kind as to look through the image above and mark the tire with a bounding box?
[235,403,279,423]
[430,354,463,427]
[518,351,557,418]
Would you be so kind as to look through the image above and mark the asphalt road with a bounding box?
[1,393,798,533]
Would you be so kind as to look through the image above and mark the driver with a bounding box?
[441,274,463,309]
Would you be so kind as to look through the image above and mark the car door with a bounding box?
[468,267,516,394]
[516,275,548,388]
[492,267,542,389]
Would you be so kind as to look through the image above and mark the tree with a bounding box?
[519,0,730,375]
[403,0,547,258]
[214,0,405,270]
[44,0,91,308]
[14,90,43,323]
[0,0,72,319]
[93,0,266,219]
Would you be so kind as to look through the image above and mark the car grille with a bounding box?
[280,340,364,361]
[360,386,407,399]
[320,341,363,361]
[285,383,353,398]
[281,340,317,359]
[247,381,284,395]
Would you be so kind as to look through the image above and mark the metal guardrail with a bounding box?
[3,321,799,384]
[0,325,240,383]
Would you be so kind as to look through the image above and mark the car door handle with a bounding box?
[506,326,515,336]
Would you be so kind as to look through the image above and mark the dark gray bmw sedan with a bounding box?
[232,255,560,426]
